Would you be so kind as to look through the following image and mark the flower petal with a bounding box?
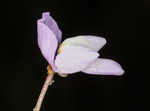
[55,45,99,74]
[38,12,62,43]
[37,21,58,71]
[61,35,106,52]
[82,58,124,75]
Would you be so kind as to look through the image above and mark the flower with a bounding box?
[37,12,124,76]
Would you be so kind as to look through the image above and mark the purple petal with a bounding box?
[37,12,62,71]
[38,12,62,43]
[82,58,124,75]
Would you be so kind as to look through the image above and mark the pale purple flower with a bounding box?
[37,12,124,76]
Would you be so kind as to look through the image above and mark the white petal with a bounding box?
[55,45,99,74]
[61,35,106,52]
[82,58,124,75]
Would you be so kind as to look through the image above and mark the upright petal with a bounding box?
[61,35,106,52]
[37,19,58,71]
[82,58,124,75]
[55,45,99,74]
[38,12,62,43]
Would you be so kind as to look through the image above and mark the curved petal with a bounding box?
[61,35,106,52]
[55,45,99,74]
[37,22,58,71]
[82,58,124,75]
[38,12,62,43]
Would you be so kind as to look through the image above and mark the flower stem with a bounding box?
[33,69,54,111]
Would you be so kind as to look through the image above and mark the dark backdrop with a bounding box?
[0,0,141,111]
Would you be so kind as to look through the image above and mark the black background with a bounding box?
[0,0,142,111]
